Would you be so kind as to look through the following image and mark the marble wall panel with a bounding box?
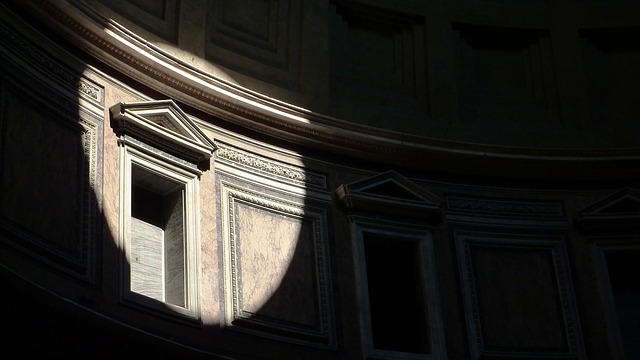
[220,178,335,347]
[130,217,165,301]
[236,202,317,326]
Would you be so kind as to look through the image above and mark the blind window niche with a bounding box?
[335,170,446,360]
[576,187,640,359]
[362,230,431,355]
[130,164,186,307]
[121,149,200,318]
[110,100,215,320]
[603,248,640,359]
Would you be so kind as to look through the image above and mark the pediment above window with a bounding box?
[335,170,442,222]
[110,100,216,170]
[576,187,640,232]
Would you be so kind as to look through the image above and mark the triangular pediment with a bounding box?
[144,113,183,134]
[576,187,640,231]
[110,100,216,167]
[342,170,440,203]
[335,171,442,222]
[580,188,640,216]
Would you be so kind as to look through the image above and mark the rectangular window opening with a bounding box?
[605,249,640,359]
[130,164,186,308]
[363,232,431,354]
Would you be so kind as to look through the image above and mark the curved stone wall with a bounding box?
[75,0,640,150]
[2,1,640,360]
[15,0,640,180]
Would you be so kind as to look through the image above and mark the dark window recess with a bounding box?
[605,250,640,360]
[131,165,186,307]
[363,233,431,354]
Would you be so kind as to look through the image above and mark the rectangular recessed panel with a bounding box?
[0,30,101,281]
[0,85,84,252]
[220,0,273,43]
[604,249,640,359]
[453,23,558,128]
[235,201,319,327]
[330,4,427,116]
[580,27,640,127]
[220,179,335,347]
[98,0,179,42]
[455,230,582,359]
[206,0,302,90]
[128,0,167,19]
[471,245,567,351]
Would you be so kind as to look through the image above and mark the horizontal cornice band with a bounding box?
[18,0,640,181]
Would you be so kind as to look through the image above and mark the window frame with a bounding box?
[335,171,446,360]
[119,144,201,319]
[576,187,640,359]
[110,99,215,322]
[592,238,640,360]
[351,217,446,360]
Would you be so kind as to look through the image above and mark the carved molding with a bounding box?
[446,196,564,218]
[0,17,104,107]
[215,143,327,189]
[13,1,640,181]
[117,145,202,321]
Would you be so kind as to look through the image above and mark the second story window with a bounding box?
[336,170,446,360]
[110,100,215,319]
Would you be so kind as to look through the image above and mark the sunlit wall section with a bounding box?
[215,142,336,348]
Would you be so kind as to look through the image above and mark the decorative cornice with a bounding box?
[16,0,640,181]
[446,196,564,217]
[215,143,327,189]
[0,17,104,107]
